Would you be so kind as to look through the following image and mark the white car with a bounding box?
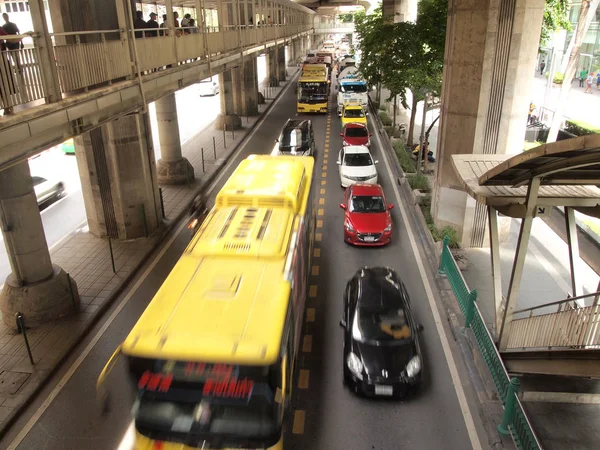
[198,78,219,96]
[337,145,378,188]
[32,175,65,205]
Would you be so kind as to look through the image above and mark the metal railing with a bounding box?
[507,292,600,350]
[0,23,310,114]
[439,236,542,450]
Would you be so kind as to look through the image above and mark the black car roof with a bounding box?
[356,267,406,309]
[282,119,310,132]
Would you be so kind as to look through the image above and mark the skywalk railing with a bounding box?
[507,292,600,350]
[439,236,542,450]
[0,23,310,114]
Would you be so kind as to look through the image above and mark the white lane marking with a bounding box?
[373,124,483,450]
[8,74,297,450]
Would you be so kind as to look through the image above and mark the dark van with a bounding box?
[273,119,316,156]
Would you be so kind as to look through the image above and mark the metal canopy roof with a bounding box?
[451,135,600,217]
[479,135,600,188]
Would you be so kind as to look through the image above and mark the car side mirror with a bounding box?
[339,203,346,209]
[340,133,343,137]
[339,319,347,328]
[274,138,278,143]
[417,324,424,332]
[388,204,394,210]
[374,160,379,164]
[369,133,373,137]
[337,160,341,165]
[366,112,369,116]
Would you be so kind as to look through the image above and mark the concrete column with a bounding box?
[432,0,545,248]
[0,162,79,328]
[216,69,242,130]
[277,44,286,81]
[382,0,417,23]
[267,47,278,85]
[75,113,162,240]
[155,93,195,185]
[236,57,259,116]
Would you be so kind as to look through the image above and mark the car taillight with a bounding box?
[188,218,198,229]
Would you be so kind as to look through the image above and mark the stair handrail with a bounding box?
[513,290,600,315]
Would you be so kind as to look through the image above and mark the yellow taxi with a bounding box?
[341,102,368,128]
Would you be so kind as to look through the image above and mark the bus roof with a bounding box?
[299,74,328,82]
[121,254,291,365]
[216,155,312,214]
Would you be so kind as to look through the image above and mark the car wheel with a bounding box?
[55,183,65,199]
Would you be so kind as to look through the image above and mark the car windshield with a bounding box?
[279,128,305,148]
[298,82,328,103]
[32,176,46,186]
[352,307,412,345]
[350,195,385,213]
[344,152,372,167]
[345,127,368,138]
[340,84,367,94]
[344,108,364,118]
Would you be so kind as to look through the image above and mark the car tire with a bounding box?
[55,183,65,199]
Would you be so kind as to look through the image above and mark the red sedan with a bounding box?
[340,183,393,246]
[340,123,372,147]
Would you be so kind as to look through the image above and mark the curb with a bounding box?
[0,75,296,439]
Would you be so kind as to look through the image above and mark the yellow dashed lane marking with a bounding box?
[293,410,305,434]
[318,208,324,216]
[319,198,325,205]
[320,188,326,194]
[302,335,312,352]
[311,265,319,276]
[309,285,318,297]
[323,159,328,164]
[298,370,310,389]
[317,219,323,228]
[313,248,321,257]
[321,171,327,178]
[321,180,326,185]
[306,308,315,322]
[316,233,322,241]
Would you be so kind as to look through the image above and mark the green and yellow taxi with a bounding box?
[341,103,368,128]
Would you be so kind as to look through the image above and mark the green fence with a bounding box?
[438,236,542,450]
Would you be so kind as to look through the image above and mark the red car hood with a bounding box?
[347,211,390,233]
[343,135,369,146]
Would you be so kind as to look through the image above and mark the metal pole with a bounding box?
[417,93,428,177]
[108,237,116,274]
[201,147,205,172]
[565,207,582,298]
[159,187,166,218]
[15,313,34,365]
[232,127,235,140]
[488,205,504,336]
[498,378,520,435]
[141,203,148,238]
[213,136,217,159]
[223,124,227,149]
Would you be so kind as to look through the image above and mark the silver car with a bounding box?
[32,175,65,205]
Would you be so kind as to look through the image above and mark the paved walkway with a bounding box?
[0,66,299,431]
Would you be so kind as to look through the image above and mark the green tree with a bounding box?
[540,0,571,47]
[338,13,354,23]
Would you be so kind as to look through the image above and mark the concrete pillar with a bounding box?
[74,113,163,240]
[277,45,286,81]
[267,48,278,85]
[382,0,417,24]
[0,162,79,328]
[155,93,195,185]
[432,0,545,248]
[236,57,259,116]
[216,69,242,130]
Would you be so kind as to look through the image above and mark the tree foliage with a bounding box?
[353,1,447,145]
[540,0,571,47]
[338,13,354,23]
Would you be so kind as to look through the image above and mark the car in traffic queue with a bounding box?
[340,266,424,398]
[272,119,316,156]
[340,183,393,246]
[340,103,368,128]
[198,77,219,96]
[337,145,378,188]
[340,123,372,148]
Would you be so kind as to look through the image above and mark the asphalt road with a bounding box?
[0,72,490,450]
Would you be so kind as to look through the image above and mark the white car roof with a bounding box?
[343,145,371,154]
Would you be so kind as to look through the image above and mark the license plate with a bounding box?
[363,236,375,242]
[375,385,393,396]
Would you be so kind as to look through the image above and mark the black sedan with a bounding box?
[340,266,424,398]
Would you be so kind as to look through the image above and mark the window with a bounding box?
[349,196,385,213]
[5,4,11,13]
[18,2,25,12]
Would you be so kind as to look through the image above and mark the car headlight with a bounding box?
[345,221,355,232]
[347,352,363,380]
[384,224,392,232]
[406,355,421,378]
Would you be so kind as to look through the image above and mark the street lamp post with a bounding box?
[417,92,429,177]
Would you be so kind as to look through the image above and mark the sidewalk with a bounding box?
[0,66,299,431]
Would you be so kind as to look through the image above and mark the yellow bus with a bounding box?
[98,155,315,450]
[297,69,329,114]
